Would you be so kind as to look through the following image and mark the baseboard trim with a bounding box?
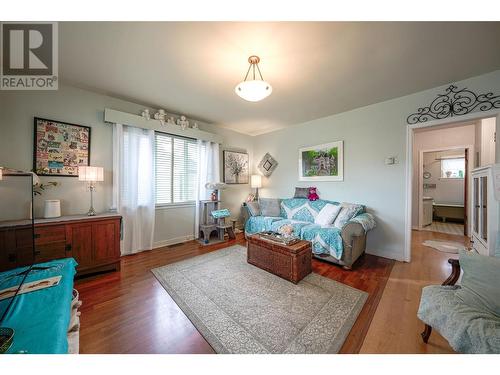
[366,248,405,262]
[153,235,195,249]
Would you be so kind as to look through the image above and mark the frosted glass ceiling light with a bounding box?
[235,55,272,102]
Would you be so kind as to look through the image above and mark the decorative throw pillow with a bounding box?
[293,187,309,199]
[314,203,341,226]
[259,198,281,217]
[246,201,261,216]
[455,250,500,317]
[333,203,364,229]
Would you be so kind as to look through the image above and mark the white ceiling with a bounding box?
[60,22,500,136]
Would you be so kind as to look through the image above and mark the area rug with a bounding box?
[422,240,466,254]
[151,245,368,354]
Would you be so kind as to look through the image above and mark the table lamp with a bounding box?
[78,166,103,216]
[251,174,262,201]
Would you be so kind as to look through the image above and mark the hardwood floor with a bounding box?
[75,233,394,354]
[315,252,394,353]
[359,230,467,353]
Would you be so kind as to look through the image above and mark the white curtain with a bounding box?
[113,123,156,255]
[195,140,220,238]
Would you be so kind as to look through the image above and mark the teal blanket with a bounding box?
[0,258,77,354]
[246,217,345,259]
[245,198,375,260]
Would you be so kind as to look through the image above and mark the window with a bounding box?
[440,157,465,179]
[155,133,199,205]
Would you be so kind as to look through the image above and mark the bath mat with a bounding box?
[423,240,466,254]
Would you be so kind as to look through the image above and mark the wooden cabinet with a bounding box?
[34,225,67,263]
[92,220,120,264]
[66,223,93,269]
[0,214,121,275]
[0,225,35,271]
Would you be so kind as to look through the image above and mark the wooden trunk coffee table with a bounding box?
[247,234,312,284]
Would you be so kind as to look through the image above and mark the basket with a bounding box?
[0,327,14,354]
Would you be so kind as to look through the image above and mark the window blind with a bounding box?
[155,132,199,205]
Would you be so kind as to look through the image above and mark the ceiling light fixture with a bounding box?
[235,55,272,102]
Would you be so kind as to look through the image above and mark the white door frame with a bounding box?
[417,145,473,233]
[404,109,500,262]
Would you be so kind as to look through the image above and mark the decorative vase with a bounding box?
[44,199,61,218]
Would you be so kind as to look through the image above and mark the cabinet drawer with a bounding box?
[16,227,35,248]
[34,241,67,263]
[34,225,66,244]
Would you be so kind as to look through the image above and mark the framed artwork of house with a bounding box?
[34,117,91,177]
[298,141,343,181]
[223,150,249,184]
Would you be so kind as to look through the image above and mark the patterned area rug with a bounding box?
[421,221,464,236]
[152,245,367,354]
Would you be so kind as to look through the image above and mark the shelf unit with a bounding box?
[471,165,498,256]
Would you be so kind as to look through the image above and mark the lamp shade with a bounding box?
[78,166,104,182]
[251,174,262,188]
[235,80,272,102]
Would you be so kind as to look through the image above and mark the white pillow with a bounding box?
[314,204,342,226]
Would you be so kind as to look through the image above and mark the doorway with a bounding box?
[418,147,468,236]
[404,111,500,262]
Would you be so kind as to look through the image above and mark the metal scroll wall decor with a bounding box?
[407,85,500,125]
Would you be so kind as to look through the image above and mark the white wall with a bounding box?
[0,175,33,221]
[480,117,496,166]
[0,84,254,248]
[252,70,500,261]
[412,123,475,227]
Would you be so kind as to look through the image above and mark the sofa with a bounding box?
[244,198,376,269]
[418,250,500,353]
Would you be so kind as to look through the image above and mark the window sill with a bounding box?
[156,202,196,210]
[439,177,464,180]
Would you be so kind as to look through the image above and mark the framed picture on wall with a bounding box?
[257,152,278,177]
[298,141,344,181]
[223,150,249,184]
[33,117,91,177]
